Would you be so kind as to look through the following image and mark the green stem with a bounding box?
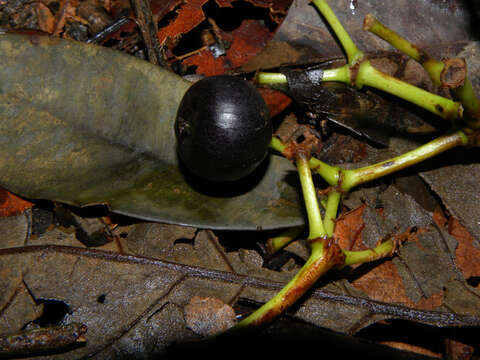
[236,151,334,327]
[453,81,480,128]
[364,13,479,124]
[341,130,468,191]
[342,239,395,267]
[312,0,363,64]
[323,191,341,237]
[257,72,288,91]
[257,67,350,87]
[266,226,305,254]
[236,241,327,327]
[269,136,287,153]
[257,72,287,84]
[258,64,462,122]
[269,137,341,187]
[309,157,340,187]
[322,65,351,83]
[356,60,462,120]
[297,153,326,239]
[363,14,444,86]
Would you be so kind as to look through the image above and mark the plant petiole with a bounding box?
[323,190,341,238]
[342,239,396,267]
[297,152,326,239]
[363,13,480,125]
[266,226,305,254]
[363,14,444,86]
[341,129,469,191]
[269,137,340,187]
[311,0,363,64]
[355,60,463,120]
[236,151,330,327]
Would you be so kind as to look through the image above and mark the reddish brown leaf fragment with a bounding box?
[53,0,83,37]
[36,2,55,34]
[0,188,33,218]
[433,208,480,284]
[182,19,273,75]
[352,261,410,304]
[181,48,225,76]
[334,204,366,251]
[334,205,443,309]
[157,0,208,46]
[448,217,480,282]
[223,19,272,69]
[351,259,444,310]
[151,0,182,18]
[258,88,292,118]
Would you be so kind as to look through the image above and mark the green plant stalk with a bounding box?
[342,239,396,267]
[363,14,444,86]
[309,157,341,186]
[269,137,341,187]
[322,65,351,83]
[269,136,287,153]
[239,0,476,330]
[341,129,468,191]
[323,190,341,237]
[257,67,350,87]
[258,65,461,122]
[356,60,462,120]
[266,226,305,254]
[453,81,480,128]
[364,13,480,123]
[257,72,287,85]
[297,153,327,239]
[236,154,329,327]
[312,0,364,64]
[236,241,328,327]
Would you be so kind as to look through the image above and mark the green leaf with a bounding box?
[0,34,303,230]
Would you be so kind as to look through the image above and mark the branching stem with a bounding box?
[238,0,479,329]
[355,60,462,120]
[364,13,479,125]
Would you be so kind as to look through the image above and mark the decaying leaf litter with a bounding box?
[1,0,480,358]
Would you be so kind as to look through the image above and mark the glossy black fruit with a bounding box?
[175,75,272,182]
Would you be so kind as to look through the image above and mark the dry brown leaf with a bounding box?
[0,188,33,218]
[36,2,55,33]
[334,204,366,251]
[157,0,207,46]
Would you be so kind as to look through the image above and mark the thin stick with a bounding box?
[130,0,166,66]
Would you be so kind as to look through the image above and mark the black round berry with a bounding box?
[175,75,272,182]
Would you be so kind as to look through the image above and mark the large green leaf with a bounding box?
[0,34,303,230]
